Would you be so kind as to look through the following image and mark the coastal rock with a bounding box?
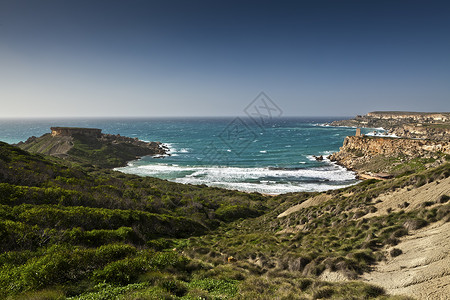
[15,127,167,168]
[329,136,450,173]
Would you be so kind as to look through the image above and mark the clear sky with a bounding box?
[0,0,449,118]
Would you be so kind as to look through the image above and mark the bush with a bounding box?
[215,205,260,222]
[436,204,450,221]
[188,278,238,297]
[403,218,428,231]
[312,286,334,299]
[160,279,187,297]
[361,284,385,297]
[92,256,149,285]
[390,248,403,257]
[66,227,140,246]
[92,250,188,285]
[438,194,450,204]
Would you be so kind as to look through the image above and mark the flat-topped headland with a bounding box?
[15,127,167,168]
[329,111,450,141]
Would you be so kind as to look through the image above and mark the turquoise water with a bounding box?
[0,118,376,194]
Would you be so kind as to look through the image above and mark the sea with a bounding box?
[0,117,382,194]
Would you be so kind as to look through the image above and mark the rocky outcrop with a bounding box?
[329,136,450,173]
[16,127,167,168]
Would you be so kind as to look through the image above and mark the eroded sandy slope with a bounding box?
[362,221,450,299]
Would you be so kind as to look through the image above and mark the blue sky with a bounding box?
[0,0,449,117]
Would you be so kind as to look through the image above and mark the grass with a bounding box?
[1,141,449,298]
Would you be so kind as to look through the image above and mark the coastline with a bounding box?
[1,112,450,299]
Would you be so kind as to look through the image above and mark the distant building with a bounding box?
[50,127,102,137]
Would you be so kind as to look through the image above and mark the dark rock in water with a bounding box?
[313,155,323,161]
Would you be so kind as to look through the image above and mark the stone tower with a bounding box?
[355,128,362,137]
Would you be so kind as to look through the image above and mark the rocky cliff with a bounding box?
[367,111,450,121]
[329,136,450,176]
[16,127,167,168]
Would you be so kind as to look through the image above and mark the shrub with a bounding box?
[403,218,428,231]
[420,201,434,208]
[297,278,313,291]
[438,194,450,204]
[160,279,187,297]
[91,256,148,285]
[146,238,172,251]
[436,204,450,221]
[312,286,334,299]
[188,278,238,297]
[390,248,403,257]
[66,227,139,246]
[361,284,385,297]
[215,205,260,222]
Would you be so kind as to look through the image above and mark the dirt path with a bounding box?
[362,221,450,299]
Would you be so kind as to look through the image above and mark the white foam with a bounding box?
[115,162,358,194]
[174,178,353,195]
[306,155,316,161]
[159,143,192,157]
[315,124,357,129]
[260,150,267,153]
[158,143,175,157]
[320,150,334,155]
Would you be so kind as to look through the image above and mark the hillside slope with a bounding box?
[363,221,450,299]
[1,126,450,299]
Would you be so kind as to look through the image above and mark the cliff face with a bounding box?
[329,136,450,174]
[16,127,167,168]
[51,127,102,137]
[366,111,450,122]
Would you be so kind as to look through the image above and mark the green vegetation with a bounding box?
[67,134,152,168]
[349,150,447,177]
[16,132,165,168]
[1,140,448,299]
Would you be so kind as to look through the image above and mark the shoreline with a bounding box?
[116,153,360,195]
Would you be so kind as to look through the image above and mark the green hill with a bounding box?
[1,140,449,299]
[15,127,167,168]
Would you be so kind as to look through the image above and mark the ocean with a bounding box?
[0,117,379,194]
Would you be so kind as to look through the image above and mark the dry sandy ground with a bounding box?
[362,177,450,299]
[362,221,450,299]
[364,176,450,218]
